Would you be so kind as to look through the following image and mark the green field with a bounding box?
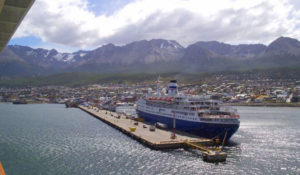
[0,67,300,87]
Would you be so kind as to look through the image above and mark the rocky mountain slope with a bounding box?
[1,37,300,77]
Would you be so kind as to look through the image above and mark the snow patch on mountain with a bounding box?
[45,51,50,57]
[26,50,33,56]
[63,54,74,62]
[160,43,164,49]
[79,53,86,57]
[54,53,64,61]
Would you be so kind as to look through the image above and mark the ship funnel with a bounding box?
[168,80,178,95]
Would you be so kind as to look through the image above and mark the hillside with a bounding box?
[0,36,300,78]
[1,67,300,87]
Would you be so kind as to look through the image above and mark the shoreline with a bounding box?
[1,102,300,107]
[0,102,64,105]
[225,103,300,107]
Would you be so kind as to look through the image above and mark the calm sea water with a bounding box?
[0,103,299,175]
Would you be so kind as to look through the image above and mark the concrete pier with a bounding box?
[78,105,227,162]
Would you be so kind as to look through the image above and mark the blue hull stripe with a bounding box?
[137,110,239,141]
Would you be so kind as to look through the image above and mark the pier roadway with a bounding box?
[78,105,212,149]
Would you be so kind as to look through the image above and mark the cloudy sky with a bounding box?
[8,0,300,52]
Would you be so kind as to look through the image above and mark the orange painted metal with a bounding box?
[0,162,5,175]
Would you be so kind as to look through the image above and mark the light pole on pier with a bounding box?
[171,110,177,139]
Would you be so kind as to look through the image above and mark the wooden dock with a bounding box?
[78,105,227,162]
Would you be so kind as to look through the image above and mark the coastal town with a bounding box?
[1,76,300,107]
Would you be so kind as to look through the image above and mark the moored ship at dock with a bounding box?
[137,79,240,141]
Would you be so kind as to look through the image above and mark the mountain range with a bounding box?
[1,36,300,78]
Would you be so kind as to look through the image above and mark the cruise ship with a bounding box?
[136,80,240,141]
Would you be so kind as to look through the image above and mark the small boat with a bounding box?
[12,100,27,104]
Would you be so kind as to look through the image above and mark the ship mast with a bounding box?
[156,76,161,96]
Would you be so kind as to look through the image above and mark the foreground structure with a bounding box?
[0,0,35,52]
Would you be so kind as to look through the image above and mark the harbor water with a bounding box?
[0,103,299,174]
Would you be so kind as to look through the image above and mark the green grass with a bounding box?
[0,72,161,87]
[0,66,300,87]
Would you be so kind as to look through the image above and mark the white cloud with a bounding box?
[14,0,300,49]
